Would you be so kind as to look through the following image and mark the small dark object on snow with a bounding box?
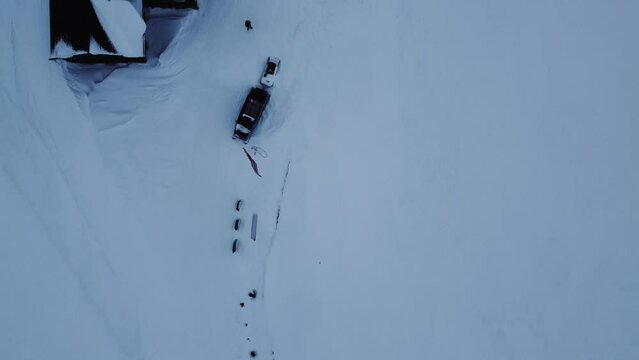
[234,219,241,231]
[251,213,258,240]
[232,239,239,253]
[243,148,262,177]
[248,290,257,298]
[244,323,248,327]
[245,20,253,31]
[236,199,243,211]
[250,351,257,357]
[240,302,245,307]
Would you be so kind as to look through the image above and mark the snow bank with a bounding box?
[2,0,638,359]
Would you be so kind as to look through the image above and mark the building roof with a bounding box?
[50,0,146,60]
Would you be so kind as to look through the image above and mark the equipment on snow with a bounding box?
[243,148,262,177]
[233,88,269,144]
[251,213,258,240]
[260,56,281,87]
[250,146,268,158]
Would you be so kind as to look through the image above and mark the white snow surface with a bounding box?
[2,0,639,359]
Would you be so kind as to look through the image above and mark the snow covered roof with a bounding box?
[50,0,146,61]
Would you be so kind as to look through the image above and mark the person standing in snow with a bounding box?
[245,20,253,31]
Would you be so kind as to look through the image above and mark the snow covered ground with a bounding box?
[1,0,638,359]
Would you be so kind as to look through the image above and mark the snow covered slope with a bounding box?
[264,1,639,359]
[2,0,638,359]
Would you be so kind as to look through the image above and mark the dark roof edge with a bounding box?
[143,0,198,9]
[49,54,147,64]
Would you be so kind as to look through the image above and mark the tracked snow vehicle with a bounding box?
[232,87,270,143]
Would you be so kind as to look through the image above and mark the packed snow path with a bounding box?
[2,0,639,359]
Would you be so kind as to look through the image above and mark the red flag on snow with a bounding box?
[243,148,262,177]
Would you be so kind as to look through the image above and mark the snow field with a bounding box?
[1,0,639,359]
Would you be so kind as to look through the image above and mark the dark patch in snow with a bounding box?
[274,160,291,230]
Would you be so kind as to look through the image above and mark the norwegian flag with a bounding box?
[243,148,262,177]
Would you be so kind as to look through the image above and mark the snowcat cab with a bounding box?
[233,88,270,143]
